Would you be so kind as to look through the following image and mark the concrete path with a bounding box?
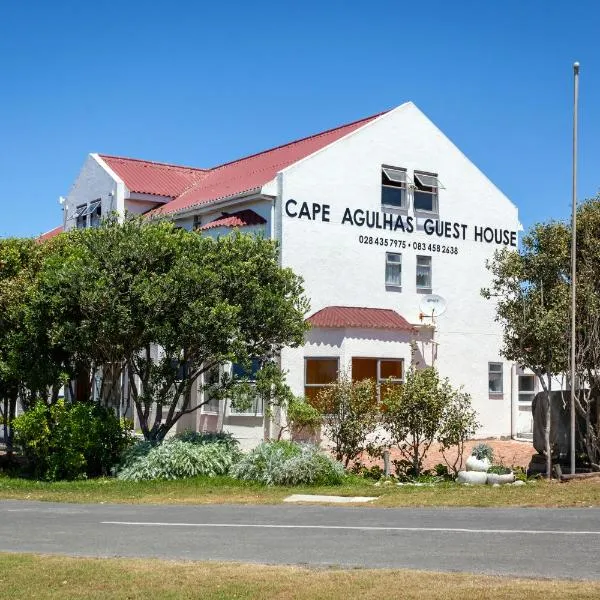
[1,501,599,580]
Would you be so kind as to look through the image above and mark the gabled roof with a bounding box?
[99,155,208,198]
[38,225,63,242]
[199,209,266,231]
[158,111,386,215]
[95,110,387,216]
[307,306,416,332]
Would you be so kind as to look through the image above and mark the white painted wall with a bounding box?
[63,155,122,230]
[278,102,520,437]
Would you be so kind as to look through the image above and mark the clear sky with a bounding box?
[1,0,598,238]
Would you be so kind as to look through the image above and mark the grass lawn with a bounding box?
[0,553,598,599]
[1,473,599,507]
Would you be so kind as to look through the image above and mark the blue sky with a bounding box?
[1,0,598,237]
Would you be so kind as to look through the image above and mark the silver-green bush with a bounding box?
[231,441,345,486]
[116,438,240,481]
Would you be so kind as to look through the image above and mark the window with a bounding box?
[518,375,536,403]
[88,200,102,228]
[203,365,221,414]
[230,359,263,415]
[488,362,503,394]
[416,255,432,292]
[75,204,87,229]
[193,214,202,231]
[352,357,403,401]
[381,166,407,209]
[305,358,339,403]
[413,171,439,213]
[385,252,402,287]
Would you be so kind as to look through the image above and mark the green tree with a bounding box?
[436,387,479,476]
[571,199,600,468]
[0,236,72,454]
[315,373,379,467]
[36,217,309,442]
[382,367,454,478]
[482,222,570,477]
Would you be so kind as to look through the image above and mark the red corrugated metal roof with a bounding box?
[95,111,385,216]
[199,209,267,231]
[307,306,416,331]
[38,225,63,242]
[99,155,208,198]
[158,111,386,214]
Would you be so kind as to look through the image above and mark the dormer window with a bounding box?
[381,166,407,209]
[413,171,440,213]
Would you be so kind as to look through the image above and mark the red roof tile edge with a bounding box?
[38,225,63,242]
[307,306,416,332]
[199,209,267,231]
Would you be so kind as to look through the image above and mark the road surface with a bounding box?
[1,500,599,579]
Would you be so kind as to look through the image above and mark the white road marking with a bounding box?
[100,522,600,535]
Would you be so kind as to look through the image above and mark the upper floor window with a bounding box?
[88,200,102,228]
[416,255,432,292]
[385,252,402,288]
[75,204,87,229]
[381,166,407,209]
[193,214,202,231]
[413,171,439,213]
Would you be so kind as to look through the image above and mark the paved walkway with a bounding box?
[1,501,598,580]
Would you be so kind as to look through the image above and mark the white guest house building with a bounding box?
[44,102,537,446]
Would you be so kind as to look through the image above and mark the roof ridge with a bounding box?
[208,110,389,171]
[98,154,208,172]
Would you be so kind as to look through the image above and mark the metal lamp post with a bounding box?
[570,62,579,475]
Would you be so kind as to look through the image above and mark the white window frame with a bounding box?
[304,357,340,398]
[385,252,402,288]
[488,362,504,395]
[518,374,536,404]
[351,357,404,402]
[87,199,102,228]
[75,204,87,229]
[381,165,408,210]
[413,171,440,214]
[416,255,432,293]
[202,365,221,414]
[229,360,263,416]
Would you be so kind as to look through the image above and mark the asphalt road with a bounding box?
[1,500,599,580]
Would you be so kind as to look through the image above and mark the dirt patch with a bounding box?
[359,439,536,473]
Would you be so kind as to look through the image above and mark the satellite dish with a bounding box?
[419,294,447,317]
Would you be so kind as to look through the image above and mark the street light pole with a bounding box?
[570,61,580,475]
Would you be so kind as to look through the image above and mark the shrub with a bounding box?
[382,367,450,478]
[13,400,132,481]
[488,464,511,475]
[383,367,480,478]
[174,430,239,450]
[436,389,479,475]
[471,443,494,462]
[285,397,322,439]
[231,441,345,486]
[313,373,379,467]
[116,437,240,481]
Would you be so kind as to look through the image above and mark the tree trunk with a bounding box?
[2,397,8,453]
[545,374,552,480]
[7,395,16,457]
